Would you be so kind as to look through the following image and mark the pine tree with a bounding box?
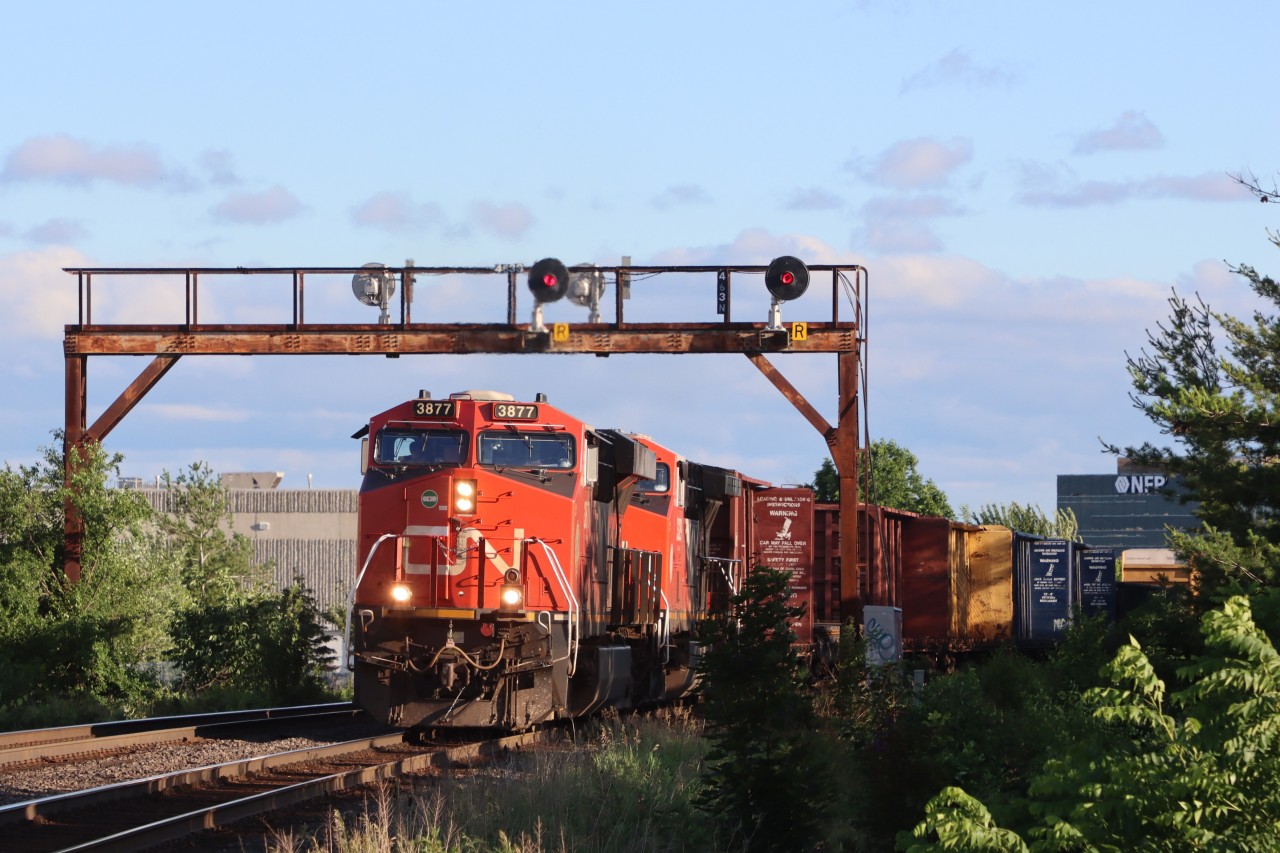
[696,567,841,850]
[1109,237,1280,589]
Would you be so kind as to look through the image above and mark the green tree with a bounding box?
[159,463,334,703]
[159,462,263,604]
[0,437,177,724]
[809,439,954,518]
[696,567,845,851]
[1109,238,1280,590]
[811,456,840,502]
[962,502,1080,540]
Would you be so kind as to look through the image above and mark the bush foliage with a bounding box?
[904,595,1280,850]
[0,438,338,727]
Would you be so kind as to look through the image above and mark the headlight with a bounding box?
[501,585,523,607]
[390,584,412,603]
[453,479,477,514]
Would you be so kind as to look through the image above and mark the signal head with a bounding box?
[765,256,810,301]
[527,258,570,303]
[352,263,394,306]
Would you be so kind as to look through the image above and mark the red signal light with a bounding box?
[764,256,810,301]
[527,258,570,303]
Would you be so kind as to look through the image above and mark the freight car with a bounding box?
[344,388,755,729]
[809,500,1124,660]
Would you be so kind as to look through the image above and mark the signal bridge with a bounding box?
[61,257,869,621]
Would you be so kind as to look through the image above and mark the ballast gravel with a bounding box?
[0,728,382,807]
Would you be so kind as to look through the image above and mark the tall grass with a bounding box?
[268,707,713,853]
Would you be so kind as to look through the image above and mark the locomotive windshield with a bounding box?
[478,431,575,469]
[375,428,468,466]
[637,462,670,493]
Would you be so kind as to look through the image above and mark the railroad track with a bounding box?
[0,728,543,852]
[0,703,360,767]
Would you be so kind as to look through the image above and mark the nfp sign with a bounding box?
[1115,474,1167,494]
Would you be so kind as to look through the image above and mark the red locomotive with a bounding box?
[346,390,750,729]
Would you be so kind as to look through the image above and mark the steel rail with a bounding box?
[0,703,359,766]
[2,729,544,851]
[0,702,355,749]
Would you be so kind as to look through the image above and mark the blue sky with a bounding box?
[2,1,1277,513]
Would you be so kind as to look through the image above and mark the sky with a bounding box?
[2,1,1278,514]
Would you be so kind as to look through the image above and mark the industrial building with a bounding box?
[128,472,357,616]
[1057,460,1200,550]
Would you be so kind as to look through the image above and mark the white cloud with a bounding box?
[1144,173,1247,201]
[653,228,857,267]
[851,138,974,190]
[856,195,965,254]
[1074,111,1165,154]
[25,218,88,245]
[1,134,176,188]
[1016,163,1248,207]
[0,247,87,339]
[870,253,1004,309]
[1176,258,1270,317]
[858,220,943,254]
[200,149,239,186]
[468,201,534,240]
[212,185,303,224]
[783,188,843,211]
[351,191,445,233]
[900,49,1017,94]
[651,184,712,210]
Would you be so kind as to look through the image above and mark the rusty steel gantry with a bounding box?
[62,262,867,622]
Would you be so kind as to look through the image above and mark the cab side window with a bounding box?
[637,462,670,493]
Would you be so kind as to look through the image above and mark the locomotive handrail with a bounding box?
[525,537,580,677]
[659,590,671,664]
[708,557,741,596]
[344,533,399,671]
